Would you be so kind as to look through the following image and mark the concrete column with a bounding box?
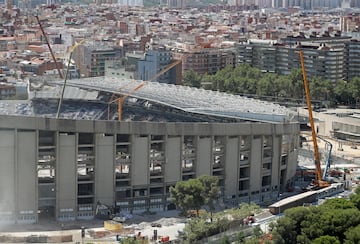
[250,136,262,195]
[16,131,37,223]
[56,133,77,221]
[196,136,212,176]
[224,136,239,198]
[165,136,181,182]
[0,130,16,223]
[95,134,115,206]
[132,136,149,186]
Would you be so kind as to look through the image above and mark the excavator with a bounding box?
[299,50,330,190]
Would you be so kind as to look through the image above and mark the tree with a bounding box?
[334,80,353,105]
[170,178,205,216]
[257,73,277,96]
[312,235,340,244]
[354,185,360,195]
[284,206,311,231]
[349,77,360,108]
[271,215,298,244]
[170,175,219,217]
[244,237,260,244]
[319,198,356,210]
[309,77,333,102]
[220,235,231,244]
[350,194,360,210]
[288,68,305,99]
[183,69,202,88]
[344,224,360,244]
[296,234,311,244]
[271,207,311,243]
[252,225,263,238]
[271,197,360,243]
[198,175,220,221]
[235,231,245,244]
[183,216,230,243]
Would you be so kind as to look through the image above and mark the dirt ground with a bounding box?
[0,210,186,243]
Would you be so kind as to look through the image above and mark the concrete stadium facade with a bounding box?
[0,115,299,224]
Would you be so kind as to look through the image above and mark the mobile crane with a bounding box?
[299,50,330,189]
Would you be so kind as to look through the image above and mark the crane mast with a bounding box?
[299,50,330,189]
[107,82,145,121]
[35,15,63,79]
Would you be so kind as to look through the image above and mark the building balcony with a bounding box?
[116,155,131,164]
[150,171,164,178]
[238,190,249,197]
[38,145,56,150]
[262,168,271,176]
[38,176,55,184]
[182,166,194,173]
[77,192,94,197]
[116,180,131,188]
[38,149,55,157]
[77,155,95,163]
[213,163,224,171]
[78,144,95,148]
[116,172,130,180]
[77,174,95,182]
[263,156,272,163]
[183,151,196,158]
[239,159,249,166]
[38,156,55,164]
[150,152,165,161]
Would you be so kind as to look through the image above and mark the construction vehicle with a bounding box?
[318,136,333,181]
[95,201,114,220]
[300,134,333,181]
[299,50,330,189]
[243,214,256,225]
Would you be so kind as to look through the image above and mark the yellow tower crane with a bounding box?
[107,82,145,121]
[107,59,182,121]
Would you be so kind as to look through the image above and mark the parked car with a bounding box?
[151,222,162,227]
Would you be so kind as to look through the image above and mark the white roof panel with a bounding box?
[46,77,292,123]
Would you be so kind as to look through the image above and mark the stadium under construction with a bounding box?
[0,77,299,223]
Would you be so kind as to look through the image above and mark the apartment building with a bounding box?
[168,0,186,9]
[345,39,360,81]
[74,44,120,78]
[237,39,346,82]
[137,46,175,83]
[173,48,237,75]
[0,83,15,98]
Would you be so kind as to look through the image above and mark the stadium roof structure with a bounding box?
[41,77,294,123]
